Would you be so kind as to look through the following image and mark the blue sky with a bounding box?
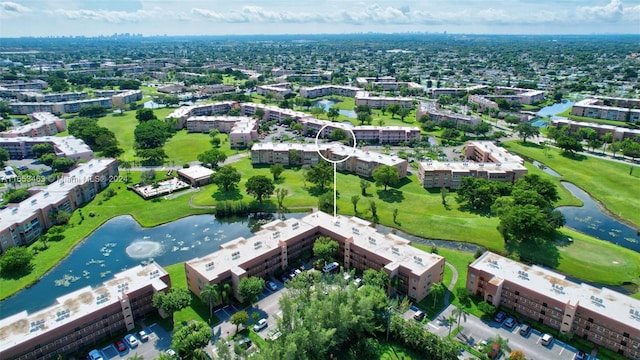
[1,0,639,37]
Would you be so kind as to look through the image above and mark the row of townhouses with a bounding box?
[550,118,640,142]
[571,97,640,122]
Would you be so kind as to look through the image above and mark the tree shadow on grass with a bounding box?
[377,189,404,203]
[213,189,243,201]
[0,265,34,281]
[560,152,587,161]
[507,238,560,268]
[307,186,330,197]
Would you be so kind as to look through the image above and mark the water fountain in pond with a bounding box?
[125,240,164,259]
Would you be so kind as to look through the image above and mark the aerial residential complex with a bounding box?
[166,101,421,145]
[467,251,640,359]
[354,91,413,109]
[299,84,362,98]
[550,119,640,141]
[571,96,640,122]
[251,142,409,178]
[0,263,170,360]
[186,211,445,304]
[0,158,118,252]
[256,82,293,98]
[417,141,527,189]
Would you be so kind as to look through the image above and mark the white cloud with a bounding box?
[47,8,159,23]
[0,1,32,18]
[577,0,625,21]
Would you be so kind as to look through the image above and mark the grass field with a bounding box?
[165,263,220,326]
[502,140,640,227]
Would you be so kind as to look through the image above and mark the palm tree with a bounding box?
[488,335,511,359]
[430,282,446,308]
[191,348,209,360]
[452,306,469,328]
[222,283,232,305]
[200,283,221,321]
[446,315,456,336]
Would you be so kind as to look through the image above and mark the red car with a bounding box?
[114,340,127,352]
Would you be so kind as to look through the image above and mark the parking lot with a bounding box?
[93,323,173,360]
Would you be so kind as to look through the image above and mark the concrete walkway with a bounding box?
[443,262,459,306]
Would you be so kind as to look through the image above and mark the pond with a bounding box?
[314,99,357,118]
[557,182,639,252]
[532,160,562,177]
[536,100,575,118]
[0,213,303,316]
[143,101,165,109]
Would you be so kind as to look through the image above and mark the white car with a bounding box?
[253,318,268,332]
[124,334,139,348]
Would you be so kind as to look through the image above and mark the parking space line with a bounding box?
[428,323,439,330]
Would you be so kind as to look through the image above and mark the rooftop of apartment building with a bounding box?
[466,141,525,165]
[2,113,64,136]
[551,119,640,135]
[574,98,640,112]
[0,158,116,227]
[300,84,362,91]
[0,135,92,156]
[470,252,640,332]
[0,263,168,352]
[187,211,443,281]
[355,91,413,101]
[251,142,406,167]
[419,159,526,173]
[187,115,252,123]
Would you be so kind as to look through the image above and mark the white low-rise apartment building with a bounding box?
[256,82,292,98]
[251,142,408,179]
[551,118,640,141]
[9,98,113,115]
[0,136,93,161]
[416,102,482,126]
[164,101,235,128]
[0,158,118,252]
[298,118,421,145]
[0,262,170,360]
[299,85,362,98]
[1,113,66,138]
[111,89,143,107]
[571,97,640,122]
[17,91,88,103]
[186,211,445,305]
[354,91,413,109]
[417,141,527,189]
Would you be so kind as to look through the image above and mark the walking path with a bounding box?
[443,262,459,306]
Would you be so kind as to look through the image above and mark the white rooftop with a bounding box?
[0,263,168,352]
[419,159,526,173]
[471,252,640,332]
[178,165,214,180]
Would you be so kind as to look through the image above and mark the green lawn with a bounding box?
[0,171,211,301]
[163,130,235,165]
[502,140,640,227]
[165,263,220,326]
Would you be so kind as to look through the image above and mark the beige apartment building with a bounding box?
[467,252,640,359]
[256,83,293,98]
[299,118,421,145]
[185,211,445,304]
[1,112,67,138]
[571,97,640,122]
[0,263,170,360]
[354,91,413,109]
[417,141,527,189]
[111,90,143,107]
[251,142,408,179]
[0,159,118,252]
[164,101,235,129]
[299,85,362,98]
[0,136,93,161]
[551,118,640,142]
[416,102,482,126]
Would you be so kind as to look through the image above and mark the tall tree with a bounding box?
[372,165,399,191]
[313,236,339,265]
[198,148,227,169]
[275,187,288,210]
[238,276,265,306]
[245,175,275,203]
[514,123,540,143]
[210,165,241,192]
[270,164,285,181]
[305,161,333,191]
[398,106,411,121]
[430,282,446,308]
[327,107,340,121]
[360,179,371,196]
[386,103,400,118]
[351,194,360,213]
[171,321,213,359]
[135,108,157,122]
[200,284,221,320]
[152,289,191,318]
[452,306,469,328]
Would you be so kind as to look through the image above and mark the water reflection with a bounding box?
[557,182,639,252]
[314,99,357,118]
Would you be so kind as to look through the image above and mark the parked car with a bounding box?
[519,324,532,337]
[541,333,554,346]
[124,334,139,348]
[253,318,268,331]
[237,337,252,349]
[137,330,149,342]
[504,317,516,328]
[574,350,588,360]
[413,310,425,321]
[266,281,278,291]
[165,349,177,358]
[114,340,127,352]
[88,350,103,360]
[494,311,506,323]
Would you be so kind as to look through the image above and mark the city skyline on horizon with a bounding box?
[0,0,639,38]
